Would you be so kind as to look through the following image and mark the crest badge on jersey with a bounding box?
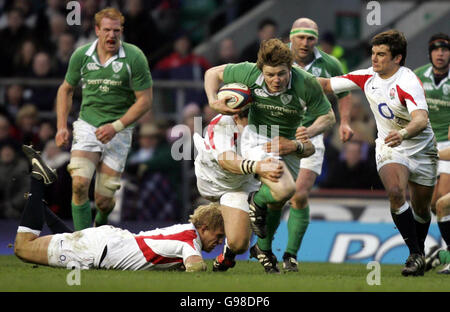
[280,94,292,105]
[312,67,322,77]
[389,88,396,100]
[443,84,449,96]
[112,61,123,73]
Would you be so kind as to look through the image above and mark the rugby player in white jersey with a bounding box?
[318,30,438,276]
[194,108,314,271]
[14,146,224,272]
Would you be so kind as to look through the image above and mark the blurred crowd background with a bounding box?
[0,0,388,223]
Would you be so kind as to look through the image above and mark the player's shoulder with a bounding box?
[413,63,432,77]
[71,42,92,59]
[210,114,235,127]
[121,42,146,58]
[292,66,315,81]
[397,66,423,88]
[317,49,341,67]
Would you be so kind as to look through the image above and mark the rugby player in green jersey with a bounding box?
[415,33,450,274]
[55,8,153,230]
[205,38,332,273]
[275,17,353,272]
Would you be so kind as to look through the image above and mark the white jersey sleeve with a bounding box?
[395,71,428,114]
[330,68,374,93]
[204,114,238,159]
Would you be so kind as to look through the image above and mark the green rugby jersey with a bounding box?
[293,47,348,127]
[223,62,331,139]
[414,63,450,142]
[65,40,152,127]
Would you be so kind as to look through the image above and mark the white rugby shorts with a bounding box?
[71,118,132,172]
[375,138,438,186]
[437,141,450,175]
[299,134,325,175]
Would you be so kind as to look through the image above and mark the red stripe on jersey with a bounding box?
[396,85,417,106]
[231,132,238,147]
[135,229,198,263]
[341,74,373,90]
[207,115,222,150]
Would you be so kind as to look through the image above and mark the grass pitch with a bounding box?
[0,255,448,292]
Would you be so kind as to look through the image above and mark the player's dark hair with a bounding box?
[258,18,278,31]
[428,33,449,59]
[371,30,407,66]
[256,38,293,70]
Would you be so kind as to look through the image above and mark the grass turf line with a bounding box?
[1,255,448,292]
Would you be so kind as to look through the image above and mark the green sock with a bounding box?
[94,207,113,226]
[71,201,92,231]
[439,250,450,264]
[253,184,277,209]
[286,206,310,256]
[257,207,282,251]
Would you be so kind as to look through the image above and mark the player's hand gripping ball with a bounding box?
[217,83,252,109]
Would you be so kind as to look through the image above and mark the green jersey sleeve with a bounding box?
[303,75,332,120]
[131,48,153,91]
[223,62,257,86]
[65,47,85,87]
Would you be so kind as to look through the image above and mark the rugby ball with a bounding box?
[217,83,252,109]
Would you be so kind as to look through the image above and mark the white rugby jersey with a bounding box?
[194,114,253,191]
[104,223,202,271]
[330,66,435,156]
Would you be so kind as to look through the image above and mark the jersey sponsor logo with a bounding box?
[112,61,123,73]
[280,94,292,105]
[377,103,394,119]
[254,88,269,98]
[86,62,100,71]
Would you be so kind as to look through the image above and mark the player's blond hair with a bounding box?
[256,38,293,70]
[94,7,125,27]
[189,203,224,232]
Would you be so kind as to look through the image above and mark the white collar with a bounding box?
[85,39,125,67]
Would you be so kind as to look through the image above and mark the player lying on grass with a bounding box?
[14,145,225,272]
[194,107,314,271]
[425,146,450,275]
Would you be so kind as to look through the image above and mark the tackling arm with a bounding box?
[217,151,284,183]
[439,147,450,161]
[337,93,354,142]
[305,109,336,138]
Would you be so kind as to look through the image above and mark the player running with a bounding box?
[276,17,352,272]
[318,30,438,276]
[14,145,224,272]
[415,33,450,268]
[205,38,331,273]
[55,8,153,231]
[194,108,313,271]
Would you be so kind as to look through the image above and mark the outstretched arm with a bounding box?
[55,80,75,148]
[337,93,354,142]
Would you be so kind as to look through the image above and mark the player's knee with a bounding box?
[436,196,450,219]
[291,190,308,209]
[272,180,295,202]
[386,186,404,206]
[227,237,249,255]
[13,236,27,261]
[95,173,121,198]
[72,177,90,199]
